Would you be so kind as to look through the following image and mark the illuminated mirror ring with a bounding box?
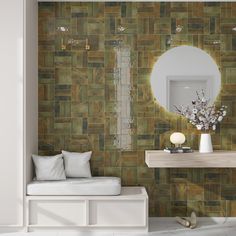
[150,46,221,113]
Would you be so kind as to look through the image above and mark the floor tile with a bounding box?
[1,218,236,236]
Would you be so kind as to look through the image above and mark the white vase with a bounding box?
[199,133,213,153]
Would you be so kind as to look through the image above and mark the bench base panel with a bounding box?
[26,187,148,233]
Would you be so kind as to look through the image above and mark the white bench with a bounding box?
[25,186,148,233]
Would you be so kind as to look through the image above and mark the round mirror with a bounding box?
[150,45,221,113]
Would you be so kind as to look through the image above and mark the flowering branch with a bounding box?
[175,90,227,131]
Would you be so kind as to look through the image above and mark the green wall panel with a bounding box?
[39,2,236,217]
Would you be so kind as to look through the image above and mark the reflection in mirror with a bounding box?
[150,46,221,113]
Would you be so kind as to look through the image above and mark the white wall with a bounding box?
[24,0,38,186]
[0,0,38,228]
[24,0,38,229]
[0,0,24,226]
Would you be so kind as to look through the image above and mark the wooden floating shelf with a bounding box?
[145,150,236,168]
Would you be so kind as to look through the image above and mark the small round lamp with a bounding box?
[170,132,186,147]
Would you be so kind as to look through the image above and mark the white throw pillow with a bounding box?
[62,150,92,178]
[32,154,66,181]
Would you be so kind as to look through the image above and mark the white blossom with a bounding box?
[196,125,202,130]
[211,118,216,123]
[190,114,195,120]
[199,116,204,121]
[175,90,227,131]
[200,109,205,114]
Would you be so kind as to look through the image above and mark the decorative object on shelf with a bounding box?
[170,132,186,147]
[200,133,214,153]
[199,133,213,153]
[164,146,193,154]
[175,90,227,153]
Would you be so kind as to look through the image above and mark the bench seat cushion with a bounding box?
[27,177,121,196]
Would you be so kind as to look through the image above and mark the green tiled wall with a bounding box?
[38,2,236,217]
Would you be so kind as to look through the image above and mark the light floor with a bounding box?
[1,218,236,236]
